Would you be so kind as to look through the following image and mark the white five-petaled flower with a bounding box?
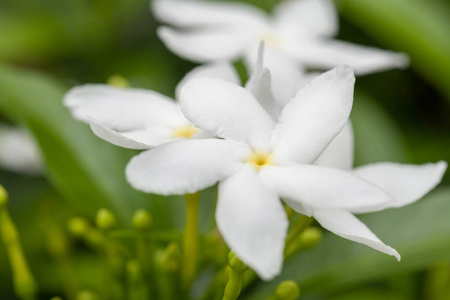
[63,62,241,150]
[152,0,409,84]
[126,66,446,280]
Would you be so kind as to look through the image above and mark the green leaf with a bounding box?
[0,13,69,62]
[351,90,410,165]
[243,187,450,298]
[334,0,450,100]
[0,63,148,223]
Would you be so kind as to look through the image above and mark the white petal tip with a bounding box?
[259,271,279,281]
[436,160,448,173]
[250,260,282,281]
[385,245,400,261]
[420,160,447,184]
[335,65,355,78]
[393,53,410,69]
[432,160,448,184]
[156,26,170,39]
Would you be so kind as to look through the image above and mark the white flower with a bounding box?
[63,62,240,149]
[152,0,409,76]
[0,125,42,175]
[252,47,447,267]
[125,66,439,280]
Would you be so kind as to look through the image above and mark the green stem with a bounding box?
[46,224,78,300]
[284,216,313,256]
[137,234,151,274]
[182,192,200,289]
[101,232,125,300]
[200,266,228,300]
[222,269,244,300]
[126,260,148,300]
[0,207,38,300]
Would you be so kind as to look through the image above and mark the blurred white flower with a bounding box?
[152,0,409,76]
[126,66,423,280]
[63,62,240,149]
[0,125,42,175]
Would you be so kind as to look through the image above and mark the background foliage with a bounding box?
[0,0,449,299]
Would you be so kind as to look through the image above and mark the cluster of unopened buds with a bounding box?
[38,0,447,299]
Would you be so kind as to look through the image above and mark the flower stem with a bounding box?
[0,186,37,300]
[182,192,200,289]
[45,223,78,300]
[222,269,244,300]
[284,215,313,256]
[222,252,247,300]
[126,259,148,300]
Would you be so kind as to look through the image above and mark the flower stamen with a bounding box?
[247,151,273,171]
[261,34,282,48]
[172,125,197,139]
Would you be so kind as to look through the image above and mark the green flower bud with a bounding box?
[47,227,68,257]
[126,259,142,280]
[67,217,89,237]
[107,75,130,88]
[228,251,246,273]
[0,185,8,207]
[275,281,300,300]
[298,227,321,249]
[76,290,100,300]
[132,209,152,231]
[162,242,180,272]
[95,208,116,231]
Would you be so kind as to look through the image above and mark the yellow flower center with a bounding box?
[172,125,198,139]
[247,151,273,171]
[261,34,282,48]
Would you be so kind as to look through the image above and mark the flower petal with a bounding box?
[274,0,338,38]
[180,77,275,151]
[0,125,42,175]
[175,61,241,101]
[286,39,409,75]
[314,121,354,170]
[352,161,447,211]
[88,118,171,150]
[217,164,288,280]
[152,0,268,28]
[64,84,185,130]
[126,139,249,195]
[262,48,309,108]
[259,165,391,211]
[314,209,400,260]
[271,66,355,164]
[245,44,281,120]
[244,46,308,109]
[157,26,250,63]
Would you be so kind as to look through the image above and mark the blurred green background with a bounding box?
[0,0,449,299]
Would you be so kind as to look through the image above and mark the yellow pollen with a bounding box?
[172,125,197,139]
[247,151,273,171]
[261,34,282,47]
